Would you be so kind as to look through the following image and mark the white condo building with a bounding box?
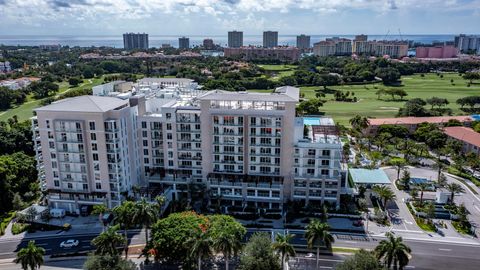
[33,79,348,213]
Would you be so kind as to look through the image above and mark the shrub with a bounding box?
[11,223,30,235]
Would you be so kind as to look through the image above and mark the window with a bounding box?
[67,183,73,189]
[322,160,330,166]
[93,153,98,161]
[141,121,147,129]
[83,184,88,190]
[308,149,316,156]
[322,150,330,157]
[90,133,96,141]
[143,149,149,155]
[321,169,329,176]
[46,120,50,128]
[167,123,172,130]
[49,142,55,149]
[54,180,60,187]
[51,153,56,159]
[51,161,57,168]
[89,122,96,130]
[144,158,150,164]
[166,113,171,119]
[92,143,97,151]
[143,140,148,147]
[167,133,172,140]
[142,131,148,138]
[96,183,102,189]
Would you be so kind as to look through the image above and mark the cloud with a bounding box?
[1,0,479,33]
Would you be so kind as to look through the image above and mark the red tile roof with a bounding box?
[368,116,473,126]
[444,126,480,148]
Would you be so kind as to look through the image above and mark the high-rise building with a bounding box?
[203,39,215,50]
[296,34,311,50]
[263,31,278,48]
[32,96,141,212]
[179,37,190,49]
[454,34,480,54]
[228,31,243,48]
[34,80,348,213]
[123,33,149,50]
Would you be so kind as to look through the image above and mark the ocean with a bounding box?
[0,35,456,48]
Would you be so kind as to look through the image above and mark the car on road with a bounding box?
[59,239,79,248]
[305,253,315,258]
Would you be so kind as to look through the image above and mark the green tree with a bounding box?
[349,115,370,131]
[399,170,411,190]
[417,183,430,205]
[92,204,109,231]
[446,183,465,204]
[68,77,82,87]
[372,185,396,210]
[14,241,45,270]
[463,72,480,84]
[83,255,136,270]
[133,198,157,243]
[296,98,324,115]
[305,220,335,270]
[336,249,384,270]
[213,232,243,270]
[113,201,135,258]
[390,158,407,181]
[374,232,412,270]
[238,232,281,270]
[154,195,166,217]
[272,233,296,270]
[187,231,213,270]
[91,225,126,256]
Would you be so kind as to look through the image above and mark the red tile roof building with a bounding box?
[443,126,480,156]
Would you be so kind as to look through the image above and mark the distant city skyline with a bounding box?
[1,0,479,36]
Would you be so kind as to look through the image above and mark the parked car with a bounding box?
[305,253,315,258]
[59,239,79,248]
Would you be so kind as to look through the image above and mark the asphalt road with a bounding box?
[2,229,480,269]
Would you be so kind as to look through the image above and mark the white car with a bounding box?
[59,239,79,248]
[305,253,315,258]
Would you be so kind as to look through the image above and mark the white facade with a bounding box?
[34,83,348,213]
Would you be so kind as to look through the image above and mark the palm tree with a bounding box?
[132,198,157,243]
[446,183,465,204]
[434,158,445,181]
[272,233,296,270]
[154,195,166,217]
[375,232,412,270]
[390,158,406,181]
[305,219,335,270]
[213,232,242,270]
[15,241,45,270]
[437,173,447,188]
[91,225,126,256]
[92,204,109,231]
[372,185,396,210]
[113,200,135,258]
[417,183,430,205]
[349,115,369,131]
[188,232,213,270]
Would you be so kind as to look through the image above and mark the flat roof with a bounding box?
[368,115,473,126]
[35,96,128,113]
[349,168,391,185]
[198,86,299,102]
[444,126,480,148]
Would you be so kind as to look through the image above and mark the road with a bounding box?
[2,229,480,269]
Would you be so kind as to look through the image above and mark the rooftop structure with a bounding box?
[349,168,391,186]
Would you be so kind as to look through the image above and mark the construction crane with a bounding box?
[398,29,404,41]
[383,29,390,40]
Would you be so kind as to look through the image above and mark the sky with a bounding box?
[0,0,479,36]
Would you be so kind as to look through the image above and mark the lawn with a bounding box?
[258,64,298,81]
[0,76,106,122]
[251,73,480,125]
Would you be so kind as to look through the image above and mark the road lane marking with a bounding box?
[344,241,357,244]
[405,266,415,269]
[474,205,480,213]
[438,248,452,251]
[319,267,333,269]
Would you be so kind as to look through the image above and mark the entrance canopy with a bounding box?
[349,168,391,185]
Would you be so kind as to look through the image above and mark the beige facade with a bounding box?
[33,96,141,213]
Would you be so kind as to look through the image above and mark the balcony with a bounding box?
[209,181,243,187]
